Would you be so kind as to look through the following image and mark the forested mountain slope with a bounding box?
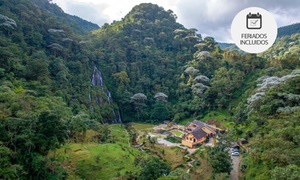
[30,0,99,33]
[90,3,202,122]
[277,22,300,38]
[89,3,273,123]
[89,5,300,179]
[261,32,300,59]
[217,34,300,180]
[0,0,114,178]
[238,33,300,179]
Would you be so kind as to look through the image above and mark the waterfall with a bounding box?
[118,110,122,123]
[107,90,118,123]
[112,109,117,123]
[91,66,104,91]
[95,95,100,106]
[89,93,94,112]
[90,65,122,123]
[107,90,111,105]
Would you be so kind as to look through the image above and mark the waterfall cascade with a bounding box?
[90,66,122,123]
[89,93,94,112]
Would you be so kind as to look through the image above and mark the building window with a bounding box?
[193,139,196,142]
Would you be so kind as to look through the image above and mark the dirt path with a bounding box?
[230,155,240,180]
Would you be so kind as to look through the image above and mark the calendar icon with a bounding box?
[246,12,262,29]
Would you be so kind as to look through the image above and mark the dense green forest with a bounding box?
[0,0,111,178]
[0,0,300,179]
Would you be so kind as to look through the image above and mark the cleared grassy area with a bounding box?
[178,110,233,130]
[161,146,185,169]
[202,110,234,129]
[171,130,184,137]
[190,149,212,180]
[110,124,130,144]
[164,136,181,143]
[143,145,185,169]
[202,109,230,121]
[51,125,143,180]
[178,117,194,125]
